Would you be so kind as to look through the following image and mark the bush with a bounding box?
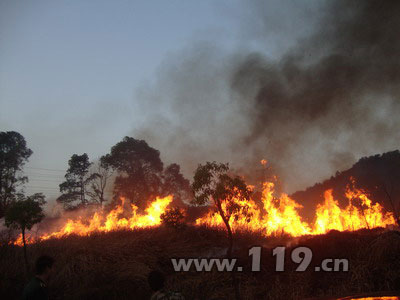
[160,207,186,229]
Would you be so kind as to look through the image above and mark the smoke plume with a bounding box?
[132,0,400,192]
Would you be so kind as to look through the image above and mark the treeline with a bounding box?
[0,132,192,220]
[55,136,191,211]
[0,131,47,269]
[0,131,197,270]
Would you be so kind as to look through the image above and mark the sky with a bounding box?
[0,0,244,198]
[2,0,399,201]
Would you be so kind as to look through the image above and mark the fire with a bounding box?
[11,178,397,246]
[196,181,312,236]
[313,180,395,234]
[344,297,399,300]
[13,196,172,246]
[196,180,396,237]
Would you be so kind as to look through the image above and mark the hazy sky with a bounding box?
[1,0,312,197]
[0,0,244,198]
[3,0,397,201]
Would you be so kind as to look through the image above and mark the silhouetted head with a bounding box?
[35,255,54,281]
[148,270,165,291]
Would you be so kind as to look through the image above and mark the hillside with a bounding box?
[291,150,400,221]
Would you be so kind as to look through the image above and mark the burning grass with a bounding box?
[196,179,395,237]
[10,178,396,247]
[2,176,398,299]
[1,226,399,299]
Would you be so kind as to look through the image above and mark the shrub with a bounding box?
[160,207,186,229]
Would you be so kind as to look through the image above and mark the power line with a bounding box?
[25,175,65,179]
[25,167,66,172]
[25,172,65,176]
[28,179,62,182]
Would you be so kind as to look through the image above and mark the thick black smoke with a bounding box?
[133,0,400,192]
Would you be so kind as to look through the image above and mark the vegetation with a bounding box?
[57,153,95,210]
[0,131,33,218]
[1,227,399,299]
[86,161,113,207]
[292,150,400,224]
[192,162,252,258]
[192,162,253,300]
[101,136,191,209]
[4,193,46,272]
[1,131,400,299]
[160,207,186,229]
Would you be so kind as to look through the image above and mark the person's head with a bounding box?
[148,270,165,292]
[34,255,54,280]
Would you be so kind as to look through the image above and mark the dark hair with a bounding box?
[148,270,165,291]
[35,255,54,275]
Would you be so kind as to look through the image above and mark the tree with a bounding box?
[191,162,252,300]
[101,137,164,208]
[102,137,192,210]
[5,193,45,272]
[161,163,192,207]
[87,161,113,207]
[57,153,94,210]
[160,207,186,229]
[0,131,33,217]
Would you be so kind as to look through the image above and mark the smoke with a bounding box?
[132,0,400,192]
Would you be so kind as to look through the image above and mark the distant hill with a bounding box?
[291,150,400,221]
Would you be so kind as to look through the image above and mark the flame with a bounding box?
[196,180,396,237]
[313,181,395,234]
[196,182,312,237]
[343,297,399,300]
[13,196,172,246]
[11,177,397,246]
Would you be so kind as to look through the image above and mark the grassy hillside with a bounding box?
[1,226,400,299]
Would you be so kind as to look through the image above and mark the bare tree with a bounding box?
[87,162,113,207]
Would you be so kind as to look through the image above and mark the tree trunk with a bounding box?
[22,227,29,274]
[226,224,241,300]
[100,190,104,208]
[219,209,241,300]
[81,179,85,205]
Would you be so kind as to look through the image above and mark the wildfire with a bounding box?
[12,178,396,246]
[196,181,396,237]
[14,196,172,246]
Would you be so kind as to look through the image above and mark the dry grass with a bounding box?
[0,226,399,300]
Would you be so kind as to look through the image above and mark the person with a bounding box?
[148,270,185,300]
[22,255,54,300]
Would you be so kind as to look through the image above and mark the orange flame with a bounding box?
[13,196,172,246]
[196,180,396,237]
[12,178,397,246]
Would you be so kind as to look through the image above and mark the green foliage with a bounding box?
[161,207,186,229]
[0,131,33,217]
[5,193,45,231]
